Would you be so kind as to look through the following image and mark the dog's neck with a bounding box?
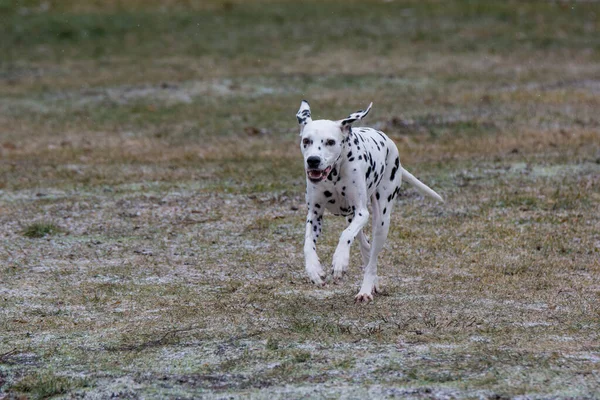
[323,127,353,183]
[334,126,353,169]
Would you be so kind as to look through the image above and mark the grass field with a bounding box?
[1,0,599,398]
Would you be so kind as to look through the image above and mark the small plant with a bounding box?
[10,371,88,399]
[22,222,62,238]
[266,337,280,351]
[334,357,355,370]
[292,350,311,363]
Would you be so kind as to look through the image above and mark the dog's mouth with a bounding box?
[307,166,332,183]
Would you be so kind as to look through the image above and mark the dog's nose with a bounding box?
[307,156,321,169]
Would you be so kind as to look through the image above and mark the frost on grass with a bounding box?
[1,1,600,398]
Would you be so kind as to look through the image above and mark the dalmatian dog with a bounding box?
[297,100,443,303]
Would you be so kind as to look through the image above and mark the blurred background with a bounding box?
[1,0,598,185]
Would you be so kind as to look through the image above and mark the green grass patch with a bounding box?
[9,371,89,399]
[21,221,63,238]
[1,0,598,63]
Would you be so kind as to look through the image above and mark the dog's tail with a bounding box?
[401,168,444,203]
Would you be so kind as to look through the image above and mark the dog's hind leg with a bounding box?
[355,192,394,303]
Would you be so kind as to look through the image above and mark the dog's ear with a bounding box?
[339,102,373,133]
[296,100,312,134]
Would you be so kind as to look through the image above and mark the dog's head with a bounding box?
[296,100,372,183]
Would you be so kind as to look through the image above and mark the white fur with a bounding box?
[297,101,443,303]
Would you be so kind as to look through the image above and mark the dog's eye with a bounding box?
[325,139,336,146]
[302,138,311,145]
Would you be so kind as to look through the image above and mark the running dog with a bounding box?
[297,100,443,302]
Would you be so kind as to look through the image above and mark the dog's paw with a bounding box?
[331,265,346,283]
[306,265,326,286]
[331,249,349,280]
[354,277,380,303]
[354,292,373,303]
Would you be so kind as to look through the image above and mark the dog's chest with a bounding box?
[317,182,353,217]
[308,128,394,218]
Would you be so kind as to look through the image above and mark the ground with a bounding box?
[0,0,599,398]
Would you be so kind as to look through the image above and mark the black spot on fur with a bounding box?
[376,192,380,200]
[296,108,311,125]
[390,157,399,181]
[324,191,332,197]
[315,203,321,208]
[328,199,336,204]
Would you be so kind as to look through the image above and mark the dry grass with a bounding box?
[1,0,599,398]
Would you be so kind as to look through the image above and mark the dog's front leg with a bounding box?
[346,216,371,269]
[304,205,325,285]
[332,206,369,281]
